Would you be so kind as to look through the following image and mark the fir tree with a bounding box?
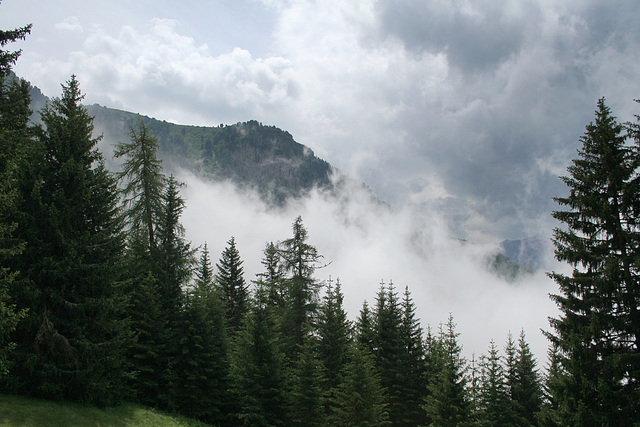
[373,281,404,425]
[547,98,640,423]
[511,330,543,425]
[329,343,390,426]
[229,299,289,426]
[215,236,247,334]
[317,278,351,394]
[254,241,285,310]
[355,300,375,355]
[477,340,510,426]
[172,249,229,423]
[398,286,428,425]
[423,315,470,426]
[289,334,325,426]
[0,16,31,380]
[9,76,129,404]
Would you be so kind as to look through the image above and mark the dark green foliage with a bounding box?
[372,281,404,425]
[423,315,470,427]
[476,340,510,426]
[8,76,129,404]
[329,344,390,426]
[155,175,193,313]
[547,98,640,424]
[355,300,375,354]
[289,335,325,426]
[398,286,428,425]
[317,279,351,393]
[172,248,229,424]
[114,121,166,249]
[0,18,31,379]
[254,241,286,310]
[229,301,289,426]
[215,236,247,334]
[279,216,323,356]
[511,330,543,425]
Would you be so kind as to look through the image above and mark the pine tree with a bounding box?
[215,236,247,334]
[9,76,129,404]
[547,98,640,423]
[423,315,470,426]
[289,334,325,426]
[254,241,285,310]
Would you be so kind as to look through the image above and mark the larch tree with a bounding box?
[279,216,323,355]
[547,98,640,424]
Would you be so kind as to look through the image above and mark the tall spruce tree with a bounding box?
[398,286,428,425]
[476,340,510,426]
[510,330,543,425]
[423,315,470,426]
[373,281,404,425]
[9,76,129,404]
[547,98,640,424]
[215,236,247,334]
[229,298,289,426]
[355,300,375,354]
[317,278,351,394]
[0,14,31,380]
[172,244,229,423]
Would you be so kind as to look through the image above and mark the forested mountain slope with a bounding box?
[87,104,334,205]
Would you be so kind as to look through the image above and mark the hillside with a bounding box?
[86,104,334,205]
[0,394,207,426]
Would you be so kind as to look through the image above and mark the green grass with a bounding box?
[0,394,209,426]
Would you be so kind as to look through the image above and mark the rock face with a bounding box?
[86,105,334,205]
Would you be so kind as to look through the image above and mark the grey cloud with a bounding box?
[375,0,537,73]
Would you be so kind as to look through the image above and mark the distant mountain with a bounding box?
[499,237,546,270]
[86,104,334,205]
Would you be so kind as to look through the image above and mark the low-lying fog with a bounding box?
[178,169,563,364]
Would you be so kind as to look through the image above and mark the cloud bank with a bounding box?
[178,169,561,362]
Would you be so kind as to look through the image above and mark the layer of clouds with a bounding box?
[179,170,561,361]
[2,0,639,242]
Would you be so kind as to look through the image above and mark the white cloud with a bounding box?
[178,169,560,361]
[54,16,84,33]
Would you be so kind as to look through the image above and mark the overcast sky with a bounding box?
[2,0,638,358]
[2,0,639,242]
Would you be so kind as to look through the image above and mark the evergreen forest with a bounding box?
[1,12,639,427]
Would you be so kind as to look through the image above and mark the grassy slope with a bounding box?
[0,395,208,427]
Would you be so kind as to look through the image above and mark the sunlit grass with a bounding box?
[0,394,208,427]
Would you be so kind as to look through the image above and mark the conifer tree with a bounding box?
[215,236,247,334]
[477,340,510,426]
[229,299,289,425]
[279,216,322,355]
[0,17,31,380]
[114,121,165,250]
[547,98,640,423]
[317,278,351,395]
[355,300,375,355]
[329,343,390,426]
[172,245,228,423]
[254,241,285,310]
[373,281,404,425]
[9,76,129,404]
[511,330,543,425]
[289,334,325,426]
[423,315,470,426]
